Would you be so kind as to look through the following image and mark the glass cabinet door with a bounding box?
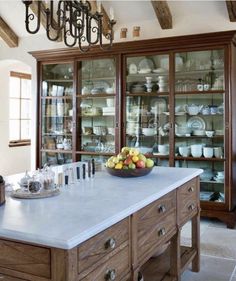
[41,63,74,167]
[125,54,170,166]
[76,58,117,162]
[174,49,225,203]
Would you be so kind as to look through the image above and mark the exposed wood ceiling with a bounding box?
[0,1,236,48]
[0,16,18,47]
[151,1,172,29]
[225,0,236,21]
[89,1,111,36]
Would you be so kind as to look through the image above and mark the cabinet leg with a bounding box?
[192,212,200,272]
[170,230,181,281]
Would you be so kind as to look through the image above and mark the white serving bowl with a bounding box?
[205,130,214,137]
[142,128,156,136]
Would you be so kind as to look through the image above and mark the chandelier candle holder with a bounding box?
[22,0,116,51]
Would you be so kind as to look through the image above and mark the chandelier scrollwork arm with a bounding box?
[22,0,41,34]
[23,0,116,51]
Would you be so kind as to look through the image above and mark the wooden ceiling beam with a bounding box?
[0,17,18,47]
[151,0,172,29]
[29,0,62,41]
[89,1,111,36]
[225,0,236,22]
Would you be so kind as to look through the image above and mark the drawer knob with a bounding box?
[188,186,194,193]
[158,205,166,213]
[158,228,166,236]
[105,238,116,250]
[188,204,195,211]
[105,269,116,280]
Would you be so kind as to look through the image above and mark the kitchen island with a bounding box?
[0,167,202,281]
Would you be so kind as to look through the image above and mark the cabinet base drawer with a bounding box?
[0,239,51,279]
[80,246,130,281]
[78,218,129,274]
[138,210,176,264]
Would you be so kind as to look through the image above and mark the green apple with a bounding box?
[139,154,146,162]
[128,163,136,169]
[106,160,115,168]
[146,158,154,168]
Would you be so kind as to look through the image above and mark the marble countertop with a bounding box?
[0,167,202,249]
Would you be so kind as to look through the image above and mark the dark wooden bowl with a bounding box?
[106,167,153,178]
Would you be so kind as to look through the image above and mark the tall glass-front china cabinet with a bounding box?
[33,31,236,228]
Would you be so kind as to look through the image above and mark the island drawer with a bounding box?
[137,190,176,226]
[0,239,51,279]
[0,274,27,280]
[78,218,129,274]
[178,178,198,225]
[80,245,130,281]
[137,209,176,263]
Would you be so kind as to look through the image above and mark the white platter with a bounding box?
[138,58,154,71]
[11,188,60,199]
[187,116,206,130]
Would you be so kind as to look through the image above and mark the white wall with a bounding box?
[0,60,31,176]
[0,0,235,172]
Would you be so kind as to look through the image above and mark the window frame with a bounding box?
[9,71,31,147]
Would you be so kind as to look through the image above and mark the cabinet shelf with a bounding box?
[81,134,114,137]
[175,90,225,95]
[200,180,224,184]
[43,116,72,118]
[175,156,225,161]
[77,93,115,98]
[175,68,224,75]
[81,76,115,81]
[42,133,72,137]
[126,92,169,97]
[41,149,72,154]
[43,79,73,83]
[76,151,114,156]
[141,245,196,281]
[80,115,115,117]
[175,135,224,139]
[41,96,73,99]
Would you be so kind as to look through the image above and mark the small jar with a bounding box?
[0,175,5,205]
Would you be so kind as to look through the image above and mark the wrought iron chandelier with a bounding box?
[22,1,116,51]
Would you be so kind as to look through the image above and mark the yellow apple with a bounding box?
[132,155,139,163]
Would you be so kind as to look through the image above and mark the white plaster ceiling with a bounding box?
[0,0,235,41]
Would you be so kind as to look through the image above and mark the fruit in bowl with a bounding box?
[105,147,154,177]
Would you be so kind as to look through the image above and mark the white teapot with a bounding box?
[184,104,203,115]
[63,138,72,150]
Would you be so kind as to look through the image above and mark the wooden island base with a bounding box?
[0,177,200,281]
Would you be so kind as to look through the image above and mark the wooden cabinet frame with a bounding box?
[31,30,236,228]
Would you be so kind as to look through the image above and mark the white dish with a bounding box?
[150,97,167,114]
[138,69,152,74]
[153,68,166,73]
[138,58,154,71]
[129,63,138,74]
[187,116,206,130]
[162,112,170,116]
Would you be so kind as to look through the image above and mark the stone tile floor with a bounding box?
[181,218,236,281]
